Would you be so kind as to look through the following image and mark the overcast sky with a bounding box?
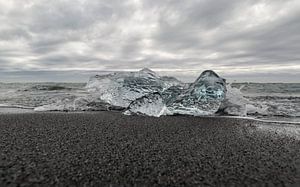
[0,0,299,82]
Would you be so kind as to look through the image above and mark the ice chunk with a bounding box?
[126,70,227,117]
[167,70,226,116]
[162,85,185,105]
[126,92,167,117]
[34,69,227,117]
[160,76,185,89]
[86,68,182,108]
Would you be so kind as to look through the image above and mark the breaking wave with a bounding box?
[219,84,300,118]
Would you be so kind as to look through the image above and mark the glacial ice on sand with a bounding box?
[125,92,167,117]
[126,70,227,116]
[35,68,228,117]
[86,68,182,108]
[166,70,226,115]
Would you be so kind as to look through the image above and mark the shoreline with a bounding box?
[1,106,300,124]
[0,112,299,186]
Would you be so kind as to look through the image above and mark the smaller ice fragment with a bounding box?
[126,92,167,117]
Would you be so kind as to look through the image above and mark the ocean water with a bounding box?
[230,83,300,122]
[0,82,86,109]
[0,82,299,122]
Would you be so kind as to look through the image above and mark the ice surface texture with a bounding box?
[35,68,227,117]
[86,68,183,108]
[86,68,227,116]
[126,70,227,116]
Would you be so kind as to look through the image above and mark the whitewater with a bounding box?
[0,69,299,123]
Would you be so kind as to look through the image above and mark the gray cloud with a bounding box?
[0,0,299,82]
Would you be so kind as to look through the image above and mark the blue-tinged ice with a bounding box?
[34,69,227,117]
[126,70,227,116]
[166,70,226,116]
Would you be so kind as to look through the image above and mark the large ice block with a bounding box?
[35,69,227,117]
[86,68,182,108]
[166,70,226,116]
[126,70,227,116]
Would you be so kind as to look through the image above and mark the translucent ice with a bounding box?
[34,69,227,117]
[86,68,182,108]
[126,70,227,116]
[126,92,167,117]
[166,70,226,116]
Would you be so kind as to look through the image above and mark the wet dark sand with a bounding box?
[0,112,299,186]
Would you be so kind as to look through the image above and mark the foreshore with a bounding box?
[0,112,299,186]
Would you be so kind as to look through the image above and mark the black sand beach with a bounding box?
[0,112,299,186]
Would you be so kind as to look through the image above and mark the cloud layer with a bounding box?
[0,0,299,82]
